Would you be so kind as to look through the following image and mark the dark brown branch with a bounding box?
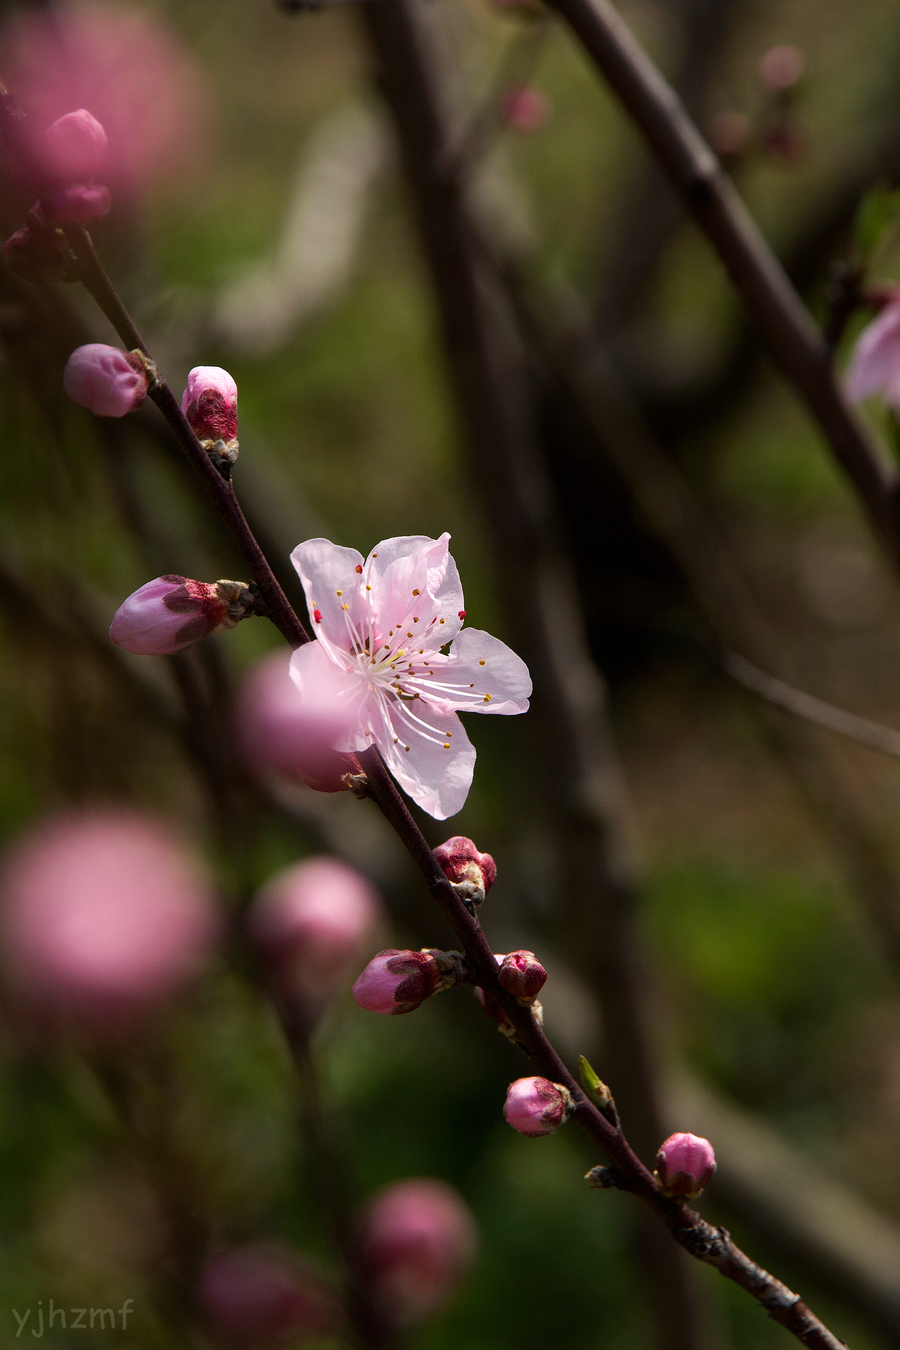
[545,0,899,555]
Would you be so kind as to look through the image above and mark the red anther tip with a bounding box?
[356,565,363,573]
[458,610,466,619]
[313,609,322,623]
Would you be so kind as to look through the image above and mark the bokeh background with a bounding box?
[2,0,900,1346]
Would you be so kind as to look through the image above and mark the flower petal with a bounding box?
[288,639,368,748]
[400,629,531,716]
[846,300,900,403]
[374,702,475,820]
[366,534,465,646]
[291,539,366,653]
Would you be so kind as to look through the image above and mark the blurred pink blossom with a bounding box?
[501,84,551,133]
[758,44,806,93]
[198,1243,339,1345]
[1,1,211,199]
[354,1179,476,1324]
[234,651,362,792]
[249,856,381,1000]
[0,812,217,1031]
[38,108,107,184]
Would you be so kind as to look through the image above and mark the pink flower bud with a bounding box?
[39,109,108,184]
[846,295,900,411]
[234,652,361,793]
[433,836,496,904]
[0,811,217,1030]
[501,84,551,132]
[41,183,111,225]
[496,950,546,1000]
[63,343,148,418]
[249,857,381,999]
[109,576,233,656]
[198,1243,339,1345]
[503,1076,571,1137]
[354,1179,476,1324]
[181,366,238,442]
[352,949,441,1015]
[655,1132,716,1197]
[758,45,805,93]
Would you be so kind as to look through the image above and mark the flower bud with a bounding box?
[64,343,148,418]
[503,1076,572,1137]
[354,1179,476,1324]
[501,84,551,132]
[655,1132,716,1198]
[352,949,443,1015]
[39,109,108,184]
[197,1243,339,1345]
[110,576,255,656]
[41,183,111,225]
[433,836,496,905]
[496,949,546,1000]
[0,811,216,1031]
[182,366,238,442]
[249,857,381,1000]
[235,652,361,792]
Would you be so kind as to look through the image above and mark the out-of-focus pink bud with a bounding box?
[433,836,496,905]
[708,110,753,159]
[0,811,217,1029]
[759,45,805,92]
[109,576,252,655]
[63,343,147,417]
[352,949,443,1015]
[655,1132,716,1197]
[354,1179,476,1324]
[503,1076,572,1137]
[198,1243,339,1346]
[501,84,551,132]
[235,651,362,793]
[496,950,546,1000]
[846,295,900,411]
[1,2,210,201]
[249,857,381,1000]
[41,182,111,225]
[39,108,107,183]
[181,366,238,442]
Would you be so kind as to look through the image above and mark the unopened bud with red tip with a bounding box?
[249,857,381,1001]
[504,1076,573,1137]
[352,948,466,1014]
[496,949,546,1001]
[182,366,238,443]
[197,1243,340,1346]
[64,344,148,418]
[39,109,108,184]
[655,1132,716,1198]
[354,1179,476,1324]
[110,576,258,656]
[434,836,496,906]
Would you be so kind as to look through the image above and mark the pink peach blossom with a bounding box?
[354,1179,476,1323]
[0,811,216,1029]
[503,1076,569,1136]
[351,949,441,1014]
[290,534,531,819]
[656,1132,716,1197]
[109,576,230,655]
[38,108,107,183]
[198,1243,339,1345]
[249,857,381,998]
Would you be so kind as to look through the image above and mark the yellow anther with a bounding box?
[412,588,420,595]
[484,694,492,702]
[479,659,485,666]
[336,589,342,596]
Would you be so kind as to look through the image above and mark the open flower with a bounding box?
[290,534,531,819]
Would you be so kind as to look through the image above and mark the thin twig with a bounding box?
[723,651,900,759]
[544,0,900,555]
